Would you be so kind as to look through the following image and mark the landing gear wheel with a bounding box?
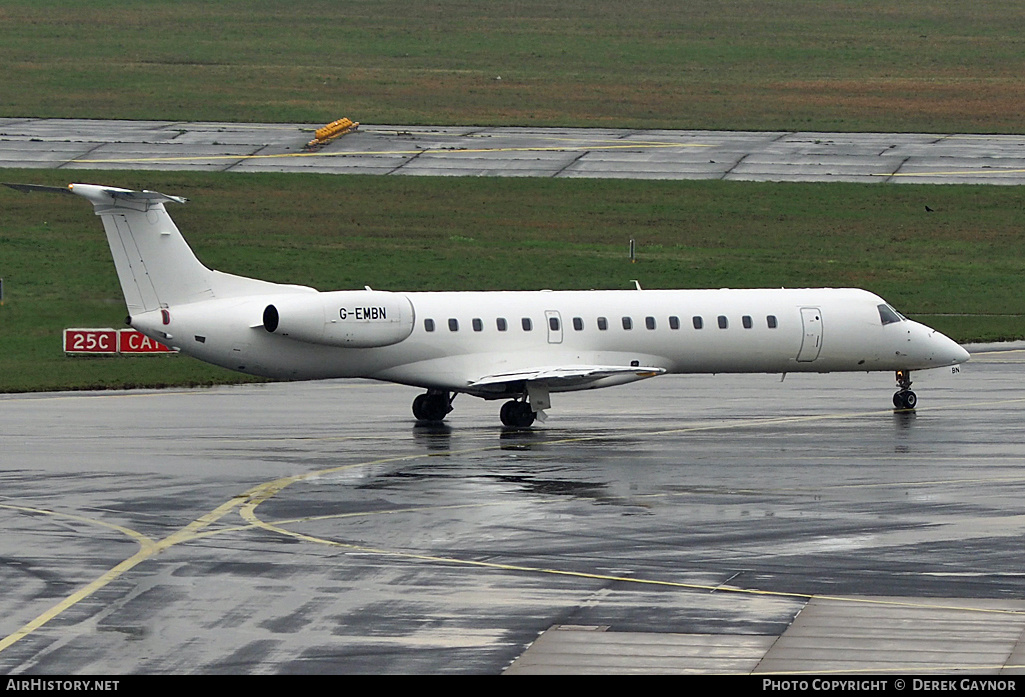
[500,400,535,427]
[893,390,917,410]
[412,391,452,422]
[893,370,916,410]
[412,394,428,420]
[499,400,515,425]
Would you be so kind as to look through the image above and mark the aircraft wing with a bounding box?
[470,364,666,390]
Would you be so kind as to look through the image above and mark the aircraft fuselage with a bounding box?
[131,286,967,398]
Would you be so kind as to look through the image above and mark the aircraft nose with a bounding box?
[932,328,970,365]
[907,321,969,367]
[949,340,971,365]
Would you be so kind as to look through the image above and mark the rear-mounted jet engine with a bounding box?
[263,290,413,348]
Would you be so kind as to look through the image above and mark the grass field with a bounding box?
[1,170,1022,392]
[2,0,1025,132]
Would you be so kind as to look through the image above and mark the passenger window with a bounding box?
[693,316,703,329]
[448,318,459,332]
[767,315,778,329]
[573,317,584,331]
[669,316,680,330]
[497,318,508,331]
[645,316,656,330]
[622,317,633,330]
[472,318,483,332]
[718,315,728,329]
[424,318,435,332]
[549,316,560,331]
[522,317,533,331]
[742,315,753,329]
[598,317,608,330]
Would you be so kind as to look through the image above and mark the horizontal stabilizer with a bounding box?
[3,183,74,195]
[90,187,187,205]
[68,183,187,208]
[4,182,186,206]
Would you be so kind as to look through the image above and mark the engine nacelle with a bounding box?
[263,290,414,348]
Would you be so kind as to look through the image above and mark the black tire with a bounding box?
[893,390,918,410]
[903,391,918,409]
[422,394,450,421]
[414,392,450,421]
[500,400,516,426]
[412,394,428,420]
[500,400,535,427]
[511,402,535,427]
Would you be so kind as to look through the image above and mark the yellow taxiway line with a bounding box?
[70,140,710,166]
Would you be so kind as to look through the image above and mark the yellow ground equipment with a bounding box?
[306,118,359,149]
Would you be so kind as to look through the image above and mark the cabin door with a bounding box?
[797,307,823,362]
[545,310,563,344]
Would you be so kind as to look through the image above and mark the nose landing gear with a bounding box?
[893,370,917,410]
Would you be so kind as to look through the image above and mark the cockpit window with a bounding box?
[878,304,906,325]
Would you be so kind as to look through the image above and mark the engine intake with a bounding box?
[263,304,280,333]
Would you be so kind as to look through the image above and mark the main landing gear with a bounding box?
[412,390,453,422]
[499,399,536,428]
[893,370,917,410]
[411,390,542,427]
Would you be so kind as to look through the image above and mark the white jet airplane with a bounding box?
[7,183,969,426]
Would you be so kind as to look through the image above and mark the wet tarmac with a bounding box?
[1,347,1023,674]
[3,118,1025,184]
[2,119,1024,672]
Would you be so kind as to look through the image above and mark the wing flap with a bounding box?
[471,365,666,390]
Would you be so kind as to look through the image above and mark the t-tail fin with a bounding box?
[5,182,309,314]
[67,183,214,314]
